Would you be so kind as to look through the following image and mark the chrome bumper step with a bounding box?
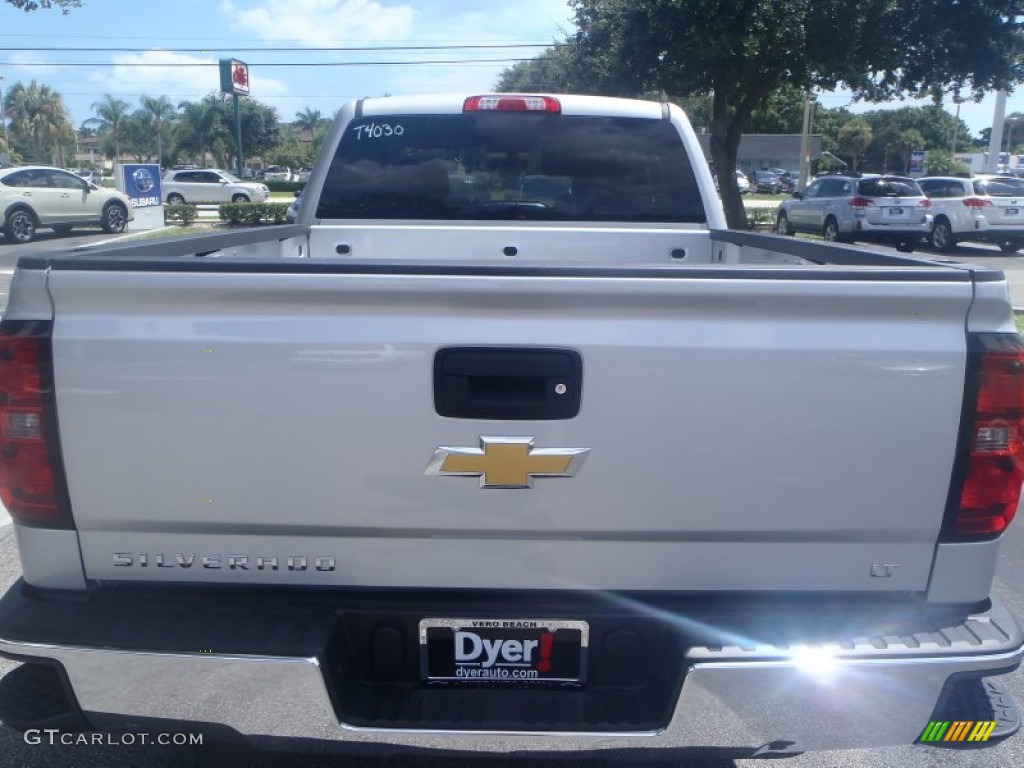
[0,582,1021,753]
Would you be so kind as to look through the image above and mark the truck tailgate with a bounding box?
[46,266,974,591]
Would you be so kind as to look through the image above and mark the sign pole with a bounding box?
[797,92,815,192]
[220,57,249,177]
[233,92,243,177]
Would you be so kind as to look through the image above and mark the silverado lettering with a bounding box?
[112,553,336,571]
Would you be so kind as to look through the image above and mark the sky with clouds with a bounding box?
[1,0,575,128]
[0,0,1018,142]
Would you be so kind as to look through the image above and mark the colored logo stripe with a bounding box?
[919,721,949,741]
[968,721,997,742]
[919,720,996,743]
[946,721,973,741]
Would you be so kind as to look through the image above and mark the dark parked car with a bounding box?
[751,170,783,194]
[767,168,797,193]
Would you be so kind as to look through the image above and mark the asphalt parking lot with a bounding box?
[0,228,1023,766]
[0,227,119,260]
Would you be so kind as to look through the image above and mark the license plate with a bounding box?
[419,618,589,684]
[887,207,904,216]
[1007,208,1019,215]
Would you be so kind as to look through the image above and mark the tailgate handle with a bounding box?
[434,347,582,420]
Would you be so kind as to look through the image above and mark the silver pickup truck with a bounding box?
[1,93,1022,759]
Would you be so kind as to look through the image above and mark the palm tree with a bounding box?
[86,94,131,161]
[50,119,74,167]
[4,80,72,163]
[121,110,156,162]
[293,107,323,141]
[204,94,236,167]
[174,98,227,166]
[140,95,175,168]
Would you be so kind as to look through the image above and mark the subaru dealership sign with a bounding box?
[115,163,164,230]
[909,150,926,178]
[120,164,162,208]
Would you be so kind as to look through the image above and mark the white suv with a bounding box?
[263,166,292,182]
[1,165,133,243]
[918,176,1024,252]
[161,169,269,205]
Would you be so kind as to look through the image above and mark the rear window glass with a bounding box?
[316,113,705,223]
[857,178,922,197]
[975,179,1024,197]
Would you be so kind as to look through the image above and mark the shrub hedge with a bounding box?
[164,204,198,226]
[218,202,290,225]
[746,207,777,231]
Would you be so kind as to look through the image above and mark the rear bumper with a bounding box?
[0,582,1021,755]
[852,216,933,239]
[966,221,1024,239]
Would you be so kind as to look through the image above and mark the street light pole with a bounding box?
[233,92,243,177]
[985,90,1007,174]
[797,92,816,191]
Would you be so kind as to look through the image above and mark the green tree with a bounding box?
[174,98,228,167]
[293,107,324,135]
[119,110,158,162]
[922,148,970,176]
[4,80,72,163]
[5,0,80,12]
[510,0,1024,229]
[747,83,807,135]
[196,94,281,169]
[292,107,334,165]
[268,129,313,170]
[855,105,976,172]
[140,95,175,168]
[838,118,873,172]
[810,104,854,157]
[896,129,926,174]
[85,94,131,161]
[0,136,21,163]
[496,46,584,93]
[238,98,281,162]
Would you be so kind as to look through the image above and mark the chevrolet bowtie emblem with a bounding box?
[425,436,590,489]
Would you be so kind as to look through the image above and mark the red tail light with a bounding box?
[918,198,931,208]
[963,197,994,209]
[463,95,561,113]
[0,321,73,529]
[949,334,1024,538]
[849,197,876,209]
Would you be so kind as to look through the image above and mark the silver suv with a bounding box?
[161,169,269,205]
[918,176,1024,252]
[775,174,932,252]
